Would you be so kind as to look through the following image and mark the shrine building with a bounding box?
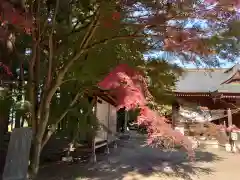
[172,64,240,129]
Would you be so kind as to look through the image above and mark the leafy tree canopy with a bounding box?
[0,0,240,176]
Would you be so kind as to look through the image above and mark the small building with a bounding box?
[172,64,240,133]
[0,86,120,169]
[92,88,118,147]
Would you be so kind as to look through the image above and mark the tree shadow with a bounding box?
[37,133,223,180]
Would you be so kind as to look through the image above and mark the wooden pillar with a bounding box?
[227,108,237,152]
[105,103,110,154]
[227,108,232,127]
[91,96,97,163]
[172,102,180,128]
[123,110,128,133]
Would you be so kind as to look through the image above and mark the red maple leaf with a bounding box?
[112,12,121,20]
[98,64,194,158]
[0,62,13,76]
[0,0,33,34]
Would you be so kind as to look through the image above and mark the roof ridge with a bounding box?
[224,63,240,73]
[184,68,228,72]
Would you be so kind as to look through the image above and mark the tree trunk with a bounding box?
[29,99,52,177]
[29,138,42,179]
[15,111,21,128]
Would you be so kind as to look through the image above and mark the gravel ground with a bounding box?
[37,132,240,180]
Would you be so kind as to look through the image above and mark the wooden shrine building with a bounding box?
[172,64,240,130]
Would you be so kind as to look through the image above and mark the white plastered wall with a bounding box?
[95,97,117,144]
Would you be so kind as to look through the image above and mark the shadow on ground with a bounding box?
[37,133,223,180]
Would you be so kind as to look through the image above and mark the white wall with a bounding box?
[95,97,117,144]
[179,106,225,123]
[108,104,117,142]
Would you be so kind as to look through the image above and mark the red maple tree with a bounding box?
[98,64,194,157]
[0,0,239,173]
[0,0,33,34]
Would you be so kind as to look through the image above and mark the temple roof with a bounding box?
[175,64,240,93]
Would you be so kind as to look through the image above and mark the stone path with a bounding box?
[37,132,240,180]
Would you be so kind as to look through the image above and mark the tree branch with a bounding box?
[41,90,82,148]
[61,78,78,84]
[79,10,100,50]
[34,0,42,127]
[43,5,101,104]
[46,0,59,88]
[35,0,60,142]
[84,34,146,51]
[27,0,41,134]
[70,99,96,146]
[71,14,94,33]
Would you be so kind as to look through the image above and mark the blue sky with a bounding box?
[179,60,238,68]
[134,2,240,69]
[144,53,239,68]
[176,58,239,68]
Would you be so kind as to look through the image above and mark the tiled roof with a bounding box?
[216,84,240,93]
[175,64,240,93]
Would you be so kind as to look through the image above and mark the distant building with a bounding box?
[172,64,240,129]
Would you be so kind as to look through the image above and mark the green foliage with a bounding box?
[210,20,240,62]
[0,89,13,116]
[0,1,186,137]
[141,59,182,113]
[128,108,140,123]
[4,0,240,175]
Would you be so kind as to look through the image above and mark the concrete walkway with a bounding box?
[37,132,240,180]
